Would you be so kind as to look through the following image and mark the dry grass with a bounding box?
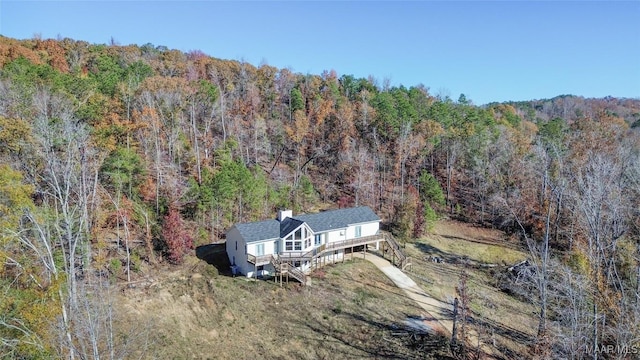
[402,220,537,359]
[120,257,452,360]
[418,221,527,265]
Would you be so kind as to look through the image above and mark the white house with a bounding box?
[226,206,383,278]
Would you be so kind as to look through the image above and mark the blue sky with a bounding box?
[1,1,639,104]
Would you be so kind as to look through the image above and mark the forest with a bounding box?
[0,34,639,359]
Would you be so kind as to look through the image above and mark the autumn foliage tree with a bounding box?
[161,207,194,264]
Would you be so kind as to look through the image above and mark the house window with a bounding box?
[256,243,265,256]
[295,228,302,240]
[304,238,311,249]
[355,226,362,238]
[274,240,280,254]
[285,240,302,251]
[314,234,322,246]
[235,241,237,251]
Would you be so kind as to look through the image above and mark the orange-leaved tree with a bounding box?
[161,207,194,264]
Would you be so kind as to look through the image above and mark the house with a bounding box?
[226,206,406,282]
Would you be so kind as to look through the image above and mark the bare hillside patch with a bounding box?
[119,257,452,360]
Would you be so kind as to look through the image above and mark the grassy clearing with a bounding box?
[416,235,525,265]
[415,221,527,265]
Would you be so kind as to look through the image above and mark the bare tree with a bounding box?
[60,279,152,360]
[346,145,376,207]
[553,264,592,359]
[444,136,462,214]
[28,88,151,360]
[209,67,229,143]
[32,89,94,308]
[571,149,630,358]
[501,140,568,357]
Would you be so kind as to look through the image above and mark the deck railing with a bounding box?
[324,234,384,251]
[382,233,411,270]
[246,231,410,284]
[247,254,274,266]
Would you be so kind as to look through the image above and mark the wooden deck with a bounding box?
[247,232,411,285]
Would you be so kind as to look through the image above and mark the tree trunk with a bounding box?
[191,103,202,184]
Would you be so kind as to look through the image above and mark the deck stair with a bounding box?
[383,233,412,270]
[281,262,307,284]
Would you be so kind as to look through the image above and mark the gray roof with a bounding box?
[295,206,380,233]
[279,218,305,238]
[233,220,280,243]
[231,206,380,244]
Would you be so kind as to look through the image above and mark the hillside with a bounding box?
[0,35,638,359]
[117,220,530,360]
[496,95,640,127]
[119,256,446,359]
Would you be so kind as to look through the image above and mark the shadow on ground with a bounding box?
[414,242,466,265]
[294,308,454,360]
[469,311,535,345]
[195,243,232,276]
[440,234,522,251]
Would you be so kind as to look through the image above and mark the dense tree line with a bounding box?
[0,35,638,358]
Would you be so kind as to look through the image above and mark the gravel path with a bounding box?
[355,252,453,336]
